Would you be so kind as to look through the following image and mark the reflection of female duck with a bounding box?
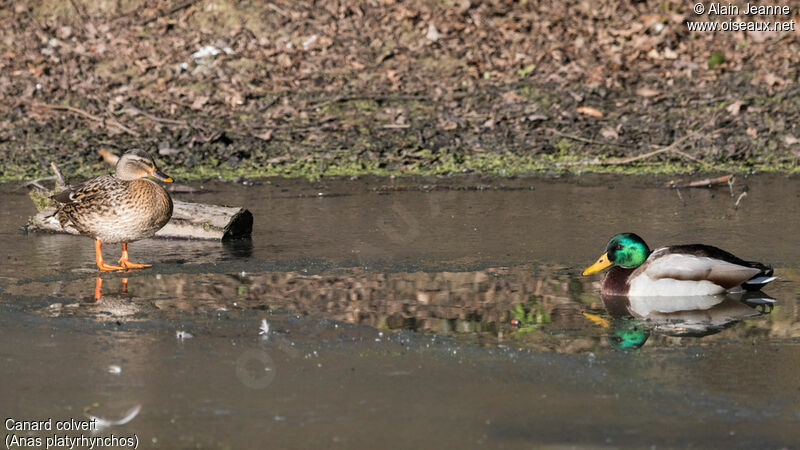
[86,277,139,319]
[92,277,130,301]
[583,233,775,296]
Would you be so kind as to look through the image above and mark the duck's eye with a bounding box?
[615,244,623,250]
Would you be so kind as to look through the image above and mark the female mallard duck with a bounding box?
[51,149,173,271]
[583,233,775,296]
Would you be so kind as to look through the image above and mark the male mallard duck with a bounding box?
[582,233,775,296]
[51,149,173,271]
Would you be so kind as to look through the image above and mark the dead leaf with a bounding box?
[155,77,167,91]
[600,127,619,140]
[58,26,72,39]
[501,91,524,103]
[640,15,663,28]
[277,53,293,68]
[748,30,769,43]
[577,106,603,118]
[426,23,440,42]
[439,119,458,131]
[226,91,245,108]
[254,130,272,141]
[746,127,757,138]
[134,58,151,73]
[385,69,400,83]
[27,63,45,77]
[785,135,800,145]
[726,100,744,116]
[191,96,209,110]
[636,88,660,98]
[761,73,786,87]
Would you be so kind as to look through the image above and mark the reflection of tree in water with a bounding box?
[27,266,797,353]
[510,295,551,334]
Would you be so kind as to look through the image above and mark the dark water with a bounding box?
[1,174,799,448]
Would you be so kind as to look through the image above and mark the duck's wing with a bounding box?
[51,176,116,206]
[641,245,765,289]
[50,176,120,231]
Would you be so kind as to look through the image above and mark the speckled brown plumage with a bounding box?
[50,150,173,271]
[54,176,172,243]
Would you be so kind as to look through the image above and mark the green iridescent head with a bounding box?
[583,233,651,275]
[605,233,650,268]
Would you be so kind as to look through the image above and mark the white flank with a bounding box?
[629,276,726,297]
[644,252,760,284]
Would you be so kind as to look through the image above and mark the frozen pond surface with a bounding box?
[1,174,798,448]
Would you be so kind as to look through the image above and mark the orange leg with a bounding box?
[94,277,103,300]
[117,243,152,269]
[95,240,124,271]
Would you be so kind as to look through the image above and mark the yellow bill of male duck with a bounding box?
[50,149,173,272]
[582,233,776,297]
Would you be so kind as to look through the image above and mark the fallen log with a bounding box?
[26,155,252,240]
[29,201,252,240]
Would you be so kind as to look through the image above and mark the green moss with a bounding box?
[6,152,797,182]
[517,64,537,78]
[708,51,725,69]
[517,86,560,108]
[2,117,798,182]
[419,56,466,74]
[556,138,572,155]
[28,190,52,212]
[227,58,260,75]
[351,100,377,111]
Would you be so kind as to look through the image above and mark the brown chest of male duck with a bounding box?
[51,149,174,271]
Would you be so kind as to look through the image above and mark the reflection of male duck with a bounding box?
[583,290,775,350]
[602,293,773,339]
